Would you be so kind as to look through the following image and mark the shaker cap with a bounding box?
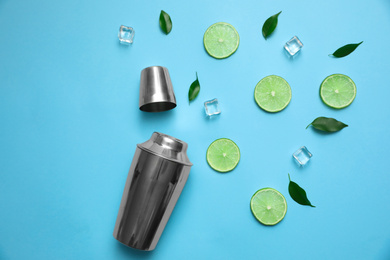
[139,66,177,112]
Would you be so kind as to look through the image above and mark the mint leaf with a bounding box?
[159,10,172,35]
[188,72,200,103]
[306,117,348,132]
[262,11,282,39]
[288,174,315,207]
[330,41,363,58]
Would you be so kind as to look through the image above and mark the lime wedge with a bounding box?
[250,188,287,226]
[206,138,240,172]
[203,22,239,59]
[254,75,292,112]
[320,74,356,109]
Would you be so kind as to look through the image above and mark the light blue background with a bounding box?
[1,0,390,259]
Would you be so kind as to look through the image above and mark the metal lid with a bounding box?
[139,66,177,112]
[138,132,192,166]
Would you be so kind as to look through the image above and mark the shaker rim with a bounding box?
[137,132,193,166]
[137,146,193,166]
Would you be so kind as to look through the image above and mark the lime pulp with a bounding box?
[203,22,239,59]
[250,188,287,226]
[254,75,292,112]
[320,74,356,109]
[206,138,240,172]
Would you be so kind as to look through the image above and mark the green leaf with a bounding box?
[306,117,348,132]
[330,41,363,58]
[159,10,172,35]
[262,11,282,39]
[288,174,315,207]
[188,72,200,103]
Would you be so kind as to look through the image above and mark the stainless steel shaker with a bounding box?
[113,132,192,251]
[139,66,177,112]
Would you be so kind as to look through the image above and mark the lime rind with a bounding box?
[250,188,287,226]
[203,22,240,59]
[254,75,292,112]
[320,74,356,109]
[206,138,240,173]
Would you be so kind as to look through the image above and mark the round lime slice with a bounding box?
[254,75,292,112]
[320,74,356,109]
[203,22,239,59]
[206,138,240,172]
[250,188,287,226]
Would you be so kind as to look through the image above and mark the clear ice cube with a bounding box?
[293,146,312,166]
[284,36,303,56]
[204,98,221,116]
[118,25,135,45]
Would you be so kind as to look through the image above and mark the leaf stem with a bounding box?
[305,123,312,129]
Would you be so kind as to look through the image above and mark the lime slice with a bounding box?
[254,75,292,112]
[206,138,240,172]
[250,188,287,226]
[320,74,356,109]
[203,22,239,59]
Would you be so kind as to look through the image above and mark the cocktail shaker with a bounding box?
[113,132,192,251]
[139,66,177,112]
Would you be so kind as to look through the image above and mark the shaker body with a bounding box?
[113,133,191,251]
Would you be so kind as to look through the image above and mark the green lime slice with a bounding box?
[203,22,239,59]
[320,74,356,109]
[250,188,287,226]
[254,75,292,112]
[206,138,240,172]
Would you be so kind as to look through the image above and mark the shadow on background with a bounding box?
[115,241,156,259]
[282,48,302,61]
[202,109,221,122]
[138,109,176,126]
[0,247,5,260]
[307,127,345,136]
[377,239,390,260]
[290,156,313,169]
[117,40,134,54]
[382,250,390,260]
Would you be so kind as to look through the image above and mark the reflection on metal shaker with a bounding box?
[113,132,192,251]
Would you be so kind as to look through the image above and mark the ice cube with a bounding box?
[284,36,303,56]
[118,25,135,45]
[204,98,221,116]
[293,146,312,166]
